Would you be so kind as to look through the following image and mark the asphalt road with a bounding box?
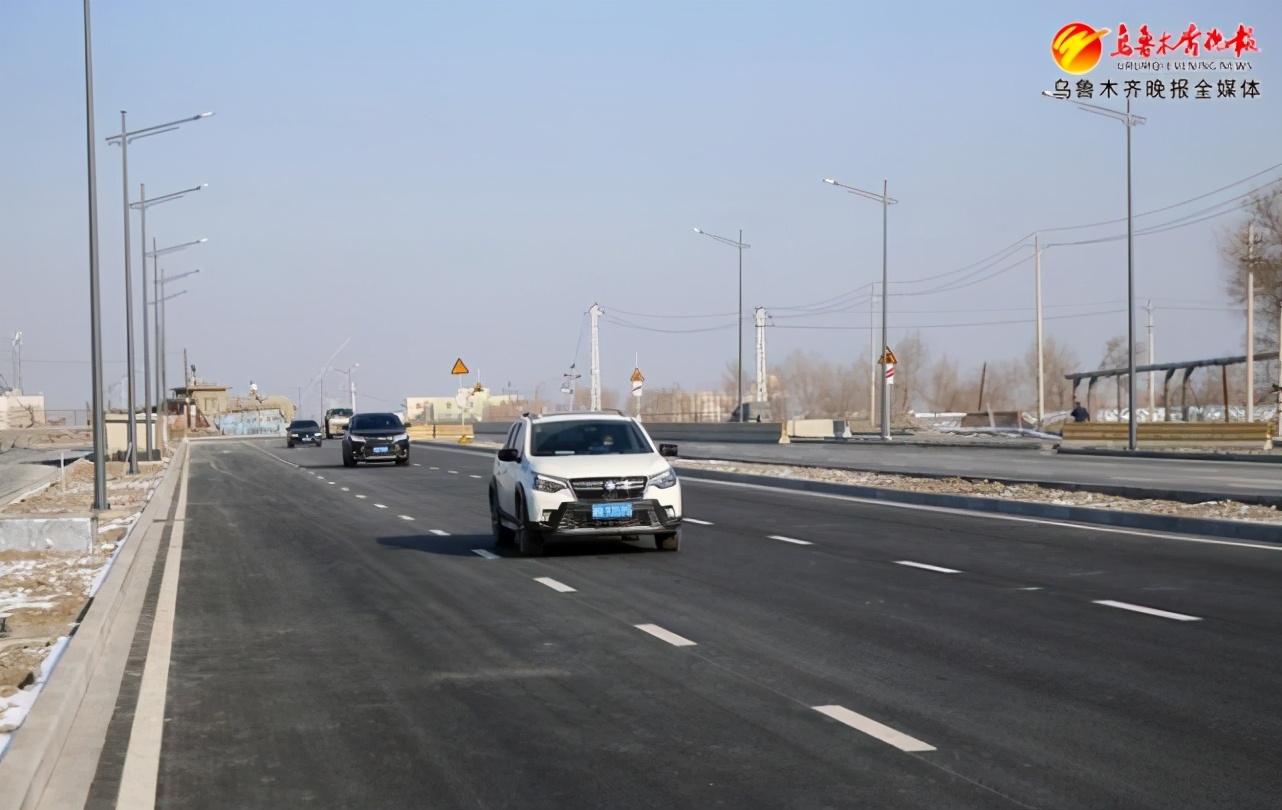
[97,438,1281,809]
[677,442,1282,504]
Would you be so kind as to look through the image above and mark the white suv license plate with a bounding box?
[592,503,633,520]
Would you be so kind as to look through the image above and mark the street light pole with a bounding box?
[1043,91,1145,450]
[693,228,751,421]
[1035,234,1044,430]
[115,112,139,473]
[823,178,898,440]
[133,184,203,460]
[83,0,108,509]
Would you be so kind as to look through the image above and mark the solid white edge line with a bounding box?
[768,535,813,545]
[635,623,697,647]
[399,515,415,521]
[894,560,962,574]
[683,477,1282,551]
[471,549,499,559]
[430,529,450,536]
[1092,599,1202,621]
[534,577,577,593]
[116,444,191,807]
[684,518,714,525]
[813,705,937,753]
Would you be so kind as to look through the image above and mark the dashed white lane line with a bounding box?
[684,518,714,525]
[812,705,937,753]
[469,474,483,479]
[374,504,388,509]
[413,463,422,467]
[430,529,450,536]
[472,549,500,560]
[430,466,440,470]
[1093,600,1202,622]
[448,470,459,475]
[328,481,335,485]
[341,487,349,492]
[355,494,367,499]
[635,624,697,647]
[769,535,813,546]
[894,560,961,574]
[399,515,415,521]
[534,577,577,593]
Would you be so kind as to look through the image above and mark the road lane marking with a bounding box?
[356,494,367,499]
[430,466,440,470]
[812,705,937,753]
[683,478,1282,551]
[635,624,697,647]
[374,503,388,509]
[469,474,483,479]
[769,535,813,545]
[1092,600,1202,621]
[684,518,713,525]
[341,487,349,492]
[430,529,450,536]
[117,445,192,806]
[413,463,422,467]
[399,515,415,521]
[534,577,576,593]
[328,481,335,485]
[895,560,961,574]
[448,470,459,475]
[472,549,499,559]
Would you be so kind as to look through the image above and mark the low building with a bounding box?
[0,392,47,429]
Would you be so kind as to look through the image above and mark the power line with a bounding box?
[767,308,1127,330]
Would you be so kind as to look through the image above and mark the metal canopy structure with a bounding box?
[1066,350,1280,422]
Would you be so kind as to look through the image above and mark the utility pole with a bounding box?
[1034,234,1044,430]
[754,307,767,404]
[869,284,876,426]
[1246,222,1255,422]
[1146,300,1155,421]
[589,304,602,411]
[117,112,139,474]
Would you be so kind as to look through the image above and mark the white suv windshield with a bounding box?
[530,420,652,456]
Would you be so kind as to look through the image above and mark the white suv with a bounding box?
[489,412,683,556]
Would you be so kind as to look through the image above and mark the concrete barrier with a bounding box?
[0,516,96,553]
[474,420,787,444]
[407,423,475,441]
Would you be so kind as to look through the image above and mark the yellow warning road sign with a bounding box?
[630,367,644,383]
[880,347,898,365]
[450,358,469,375]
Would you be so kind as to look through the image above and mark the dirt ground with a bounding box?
[670,458,1282,524]
[1,458,164,704]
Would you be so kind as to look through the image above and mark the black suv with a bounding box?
[342,412,410,467]
[286,419,323,448]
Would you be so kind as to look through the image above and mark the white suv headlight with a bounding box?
[534,474,570,494]
[648,468,677,489]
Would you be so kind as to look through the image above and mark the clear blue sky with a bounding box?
[2,0,1278,414]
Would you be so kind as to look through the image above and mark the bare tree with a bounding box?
[1024,335,1081,412]
[891,331,928,414]
[1220,191,1282,401]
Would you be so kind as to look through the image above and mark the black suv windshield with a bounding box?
[350,413,404,431]
[530,420,652,456]
[289,421,319,430]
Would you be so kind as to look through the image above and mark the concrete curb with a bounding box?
[676,467,1282,544]
[677,453,1282,509]
[1056,446,1282,464]
[0,443,188,809]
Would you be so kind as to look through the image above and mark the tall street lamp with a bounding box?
[693,228,750,421]
[824,178,898,440]
[146,238,206,419]
[331,363,359,411]
[158,266,201,413]
[1043,91,1145,450]
[130,183,205,460]
[105,111,212,474]
[82,0,108,509]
